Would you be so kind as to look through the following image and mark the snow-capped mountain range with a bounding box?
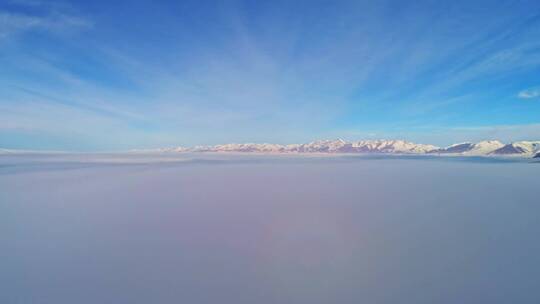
[153,139,540,158]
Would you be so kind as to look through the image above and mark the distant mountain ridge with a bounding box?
[153,139,540,158]
[431,140,506,156]
[491,141,540,156]
[3,140,538,158]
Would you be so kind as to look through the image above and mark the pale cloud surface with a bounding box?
[2,154,540,303]
[518,86,540,99]
[1,0,540,151]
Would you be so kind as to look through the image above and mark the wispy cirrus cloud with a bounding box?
[0,2,91,39]
[518,87,540,99]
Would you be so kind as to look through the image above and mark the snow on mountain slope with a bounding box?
[351,140,438,153]
[430,140,504,155]
[292,139,349,153]
[209,143,285,153]
[490,141,540,156]
[463,140,505,155]
[431,143,474,154]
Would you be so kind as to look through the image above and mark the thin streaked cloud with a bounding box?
[518,87,540,99]
[0,2,91,39]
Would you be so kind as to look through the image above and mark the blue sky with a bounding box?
[1,0,540,151]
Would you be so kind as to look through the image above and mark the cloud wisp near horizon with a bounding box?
[1,0,540,151]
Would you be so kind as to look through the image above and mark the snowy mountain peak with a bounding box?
[434,143,475,154]
[465,140,505,155]
[490,141,540,156]
[448,142,473,147]
[433,140,504,155]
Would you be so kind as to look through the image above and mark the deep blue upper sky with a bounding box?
[1,0,540,150]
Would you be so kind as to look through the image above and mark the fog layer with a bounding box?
[1,154,539,304]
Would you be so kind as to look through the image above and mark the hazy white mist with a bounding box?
[1,153,539,303]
